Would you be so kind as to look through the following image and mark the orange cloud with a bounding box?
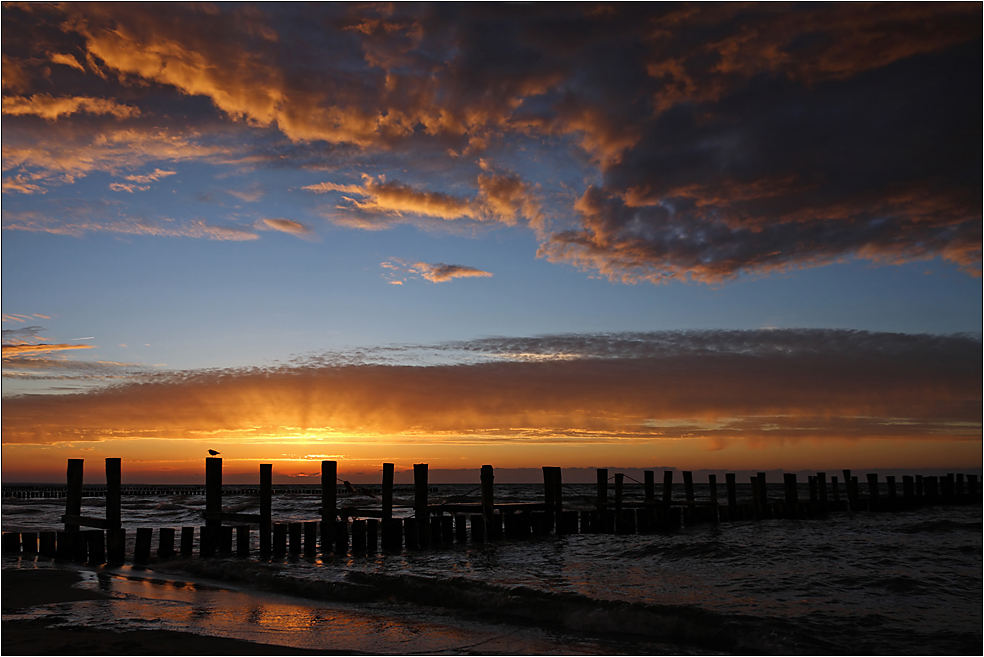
[3,124,231,193]
[306,172,541,228]
[2,331,978,448]
[123,168,176,184]
[2,343,95,358]
[259,218,316,240]
[2,94,139,120]
[412,262,493,283]
[48,52,85,72]
[3,210,259,241]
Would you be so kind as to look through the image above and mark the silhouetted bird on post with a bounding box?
[208,449,220,456]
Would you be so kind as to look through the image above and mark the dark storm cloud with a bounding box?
[2,3,980,281]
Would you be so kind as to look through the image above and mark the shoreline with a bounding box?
[2,567,355,656]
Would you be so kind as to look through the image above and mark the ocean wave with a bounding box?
[619,540,737,561]
[898,519,983,534]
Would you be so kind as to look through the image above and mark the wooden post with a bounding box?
[1,533,19,553]
[86,531,105,564]
[65,459,84,531]
[552,467,563,514]
[105,458,122,530]
[414,463,429,547]
[40,531,57,558]
[404,518,419,549]
[470,514,485,542]
[614,473,624,516]
[831,475,840,505]
[288,523,302,554]
[683,471,695,506]
[955,473,965,497]
[273,523,287,555]
[381,518,403,552]
[842,469,853,510]
[543,467,555,508]
[596,468,608,512]
[205,458,222,530]
[817,472,828,513]
[134,527,152,564]
[867,473,879,510]
[22,532,38,554]
[886,476,897,508]
[783,473,798,518]
[382,463,394,520]
[366,519,378,553]
[708,474,718,521]
[726,473,737,518]
[351,519,367,552]
[902,475,914,500]
[481,465,495,530]
[56,531,73,560]
[750,476,763,520]
[158,527,175,558]
[429,515,445,547]
[968,475,978,501]
[259,464,272,557]
[644,471,655,504]
[915,475,924,499]
[662,470,673,504]
[322,461,337,525]
[180,526,194,557]
[219,526,234,554]
[237,525,250,557]
[756,473,768,517]
[304,522,317,556]
[107,529,126,563]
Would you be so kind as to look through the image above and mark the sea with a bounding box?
[2,483,981,655]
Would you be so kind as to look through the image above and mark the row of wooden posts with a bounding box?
[1,458,979,564]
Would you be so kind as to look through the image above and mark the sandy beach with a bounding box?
[2,568,350,655]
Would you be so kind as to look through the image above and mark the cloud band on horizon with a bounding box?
[2,330,978,447]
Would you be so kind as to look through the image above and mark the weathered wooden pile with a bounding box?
[1,458,979,565]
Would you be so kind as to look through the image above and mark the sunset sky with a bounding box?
[2,3,981,484]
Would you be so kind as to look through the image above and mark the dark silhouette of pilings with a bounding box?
[3,459,980,565]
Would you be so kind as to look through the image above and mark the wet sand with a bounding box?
[2,569,354,655]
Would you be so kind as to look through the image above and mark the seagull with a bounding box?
[208,449,220,456]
